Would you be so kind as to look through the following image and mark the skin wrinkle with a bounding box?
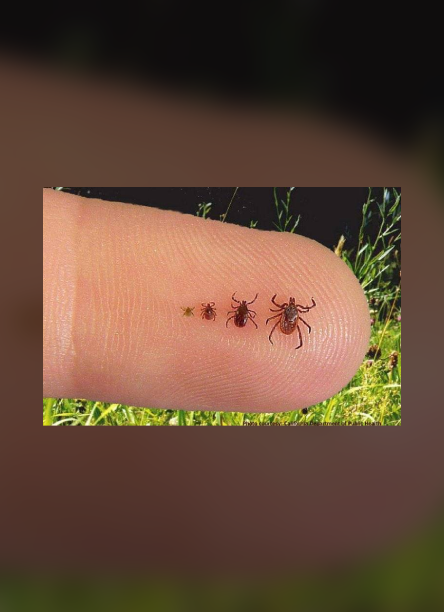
[45,191,370,412]
[43,190,78,398]
[173,296,325,408]
[119,227,150,386]
[121,239,139,366]
[170,357,272,410]
[182,231,356,412]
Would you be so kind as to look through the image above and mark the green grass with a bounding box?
[273,186,301,232]
[44,188,401,426]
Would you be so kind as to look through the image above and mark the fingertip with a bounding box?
[68,200,370,412]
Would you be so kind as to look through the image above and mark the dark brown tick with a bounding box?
[201,302,217,321]
[226,293,258,329]
[266,295,316,349]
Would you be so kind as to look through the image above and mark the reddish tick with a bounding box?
[266,295,316,349]
[226,293,258,329]
[201,302,217,321]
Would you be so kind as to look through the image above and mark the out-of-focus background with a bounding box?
[1,523,444,611]
[3,4,442,167]
[3,4,444,608]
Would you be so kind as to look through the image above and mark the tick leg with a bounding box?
[266,312,282,325]
[248,314,258,329]
[269,307,285,312]
[231,292,240,304]
[271,294,286,309]
[247,293,259,305]
[295,324,303,350]
[298,316,311,333]
[226,315,236,328]
[268,319,280,344]
[296,297,316,310]
[248,309,257,317]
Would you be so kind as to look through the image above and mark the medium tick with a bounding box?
[226,292,258,329]
[266,295,316,349]
[201,302,217,321]
[181,306,195,317]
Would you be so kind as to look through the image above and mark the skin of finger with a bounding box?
[43,189,370,412]
[43,190,78,396]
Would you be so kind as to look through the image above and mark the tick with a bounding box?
[201,302,217,321]
[181,306,195,317]
[266,295,316,349]
[226,292,258,329]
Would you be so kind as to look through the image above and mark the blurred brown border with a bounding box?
[1,58,442,577]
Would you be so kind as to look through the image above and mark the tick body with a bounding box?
[201,302,217,321]
[266,295,316,349]
[226,293,258,329]
[181,306,195,317]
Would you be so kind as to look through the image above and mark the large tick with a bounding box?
[226,293,258,329]
[266,295,316,349]
[201,302,217,321]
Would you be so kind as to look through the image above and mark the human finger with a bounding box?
[43,189,370,412]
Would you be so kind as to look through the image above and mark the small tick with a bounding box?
[181,306,195,317]
[201,302,217,321]
[226,293,258,329]
[266,295,316,349]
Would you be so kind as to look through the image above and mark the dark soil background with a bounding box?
[65,187,397,252]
